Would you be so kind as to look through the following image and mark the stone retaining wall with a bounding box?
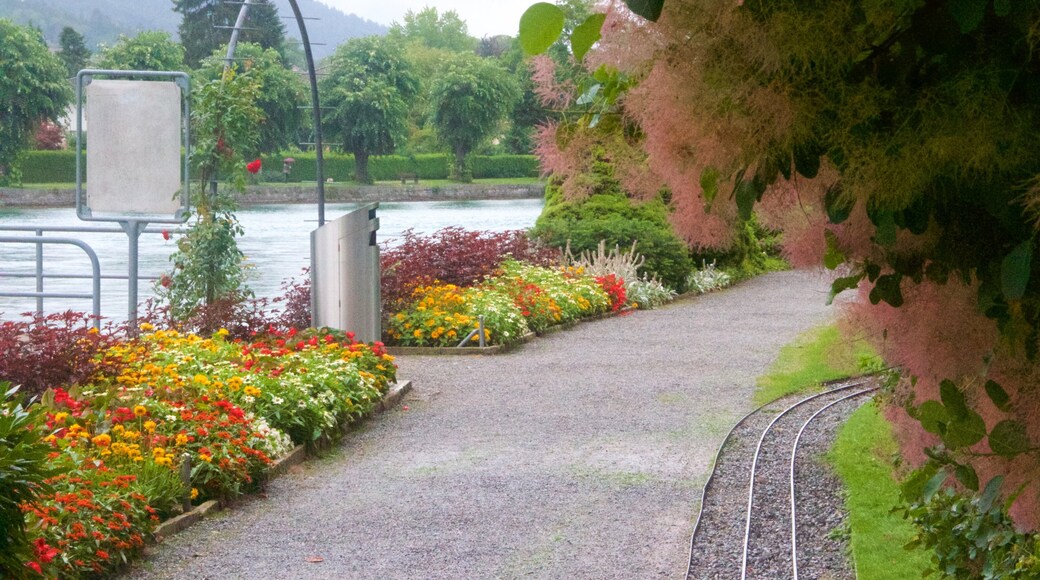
[0,183,545,208]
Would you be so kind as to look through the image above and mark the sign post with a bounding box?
[75,70,191,329]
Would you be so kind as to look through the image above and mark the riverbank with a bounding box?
[0,182,546,208]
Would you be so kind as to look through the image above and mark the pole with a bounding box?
[121,220,147,334]
[224,0,254,72]
[286,0,325,226]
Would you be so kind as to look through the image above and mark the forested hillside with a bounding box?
[0,0,384,59]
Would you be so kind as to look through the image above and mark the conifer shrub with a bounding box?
[531,159,693,291]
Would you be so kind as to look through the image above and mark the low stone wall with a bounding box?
[0,183,545,208]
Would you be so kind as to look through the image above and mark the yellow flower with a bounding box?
[92,433,112,447]
[191,488,199,500]
[133,405,148,417]
[53,412,69,423]
[175,433,190,446]
[216,328,229,336]
[193,374,210,386]
[413,329,423,338]
[153,447,166,457]
[144,420,157,433]
[244,385,262,397]
[139,322,155,331]
[227,376,243,390]
[199,453,212,463]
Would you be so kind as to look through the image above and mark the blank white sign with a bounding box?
[85,80,183,217]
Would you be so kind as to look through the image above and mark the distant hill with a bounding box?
[0,0,384,60]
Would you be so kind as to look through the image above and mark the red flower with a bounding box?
[161,229,171,241]
[246,159,262,174]
[26,562,42,574]
[96,549,110,560]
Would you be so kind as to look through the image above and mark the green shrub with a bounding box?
[471,155,539,178]
[15,151,541,184]
[532,162,693,291]
[0,384,56,579]
[17,150,76,184]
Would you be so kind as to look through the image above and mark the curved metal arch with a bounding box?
[225,0,326,226]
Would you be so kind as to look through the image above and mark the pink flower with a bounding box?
[246,159,262,174]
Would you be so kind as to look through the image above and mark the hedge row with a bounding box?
[16,151,540,184]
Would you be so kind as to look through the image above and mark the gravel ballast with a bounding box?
[124,270,838,579]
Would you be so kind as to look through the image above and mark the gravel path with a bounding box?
[124,270,837,579]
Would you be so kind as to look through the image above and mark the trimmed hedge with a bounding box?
[19,150,78,183]
[17,151,540,184]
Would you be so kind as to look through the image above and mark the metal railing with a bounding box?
[0,225,174,328]
[0,235,102,328]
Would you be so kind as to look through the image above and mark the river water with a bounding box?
[0,199,544,322]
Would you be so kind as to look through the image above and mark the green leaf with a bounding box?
[917,400,949,435]
[939,379,968,420]
[979,476,1004,513]
[827,272,863,305]
[989,420,1030,457]
[823,229,845,270]
[941,410,986,449]
[624,0,664,21]
[869,273,904,307]
[700,167,720,208]
[519,3,566,55]
[575,83,601,106]
[923,468,948,500]
[1001,238,1032,301]
[954,463,979,492]
[824,183,853,224]
[571,14,606,62]
[948,0,987,33]
[994,0,1012,16]
[873,211,897,246]
[735,178,756,221]
[794,141,821,178]
[984,379,1012,412]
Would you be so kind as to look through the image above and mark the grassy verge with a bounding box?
[754,322,880,405]
[828,402,931,578]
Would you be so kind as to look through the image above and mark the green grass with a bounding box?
[754,322,880,405]
[828,402,932,579]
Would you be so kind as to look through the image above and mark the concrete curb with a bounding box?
[150,380,412,541]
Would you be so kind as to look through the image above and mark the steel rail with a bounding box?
[739,381,869,580]
[788,387,877,579]
[685,377,869,579]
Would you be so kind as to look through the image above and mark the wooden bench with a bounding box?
[398,173,418,184]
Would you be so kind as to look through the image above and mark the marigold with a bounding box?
[133,405,147,417]
[92,433,111,447]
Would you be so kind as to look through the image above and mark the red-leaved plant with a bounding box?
[0,311,119,397]
[380,227,559,317]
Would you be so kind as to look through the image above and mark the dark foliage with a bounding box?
[0,311,117,398]
[380,227,559,315]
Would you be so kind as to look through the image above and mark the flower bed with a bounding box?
[385,259,614,348]
[13,326,396,578]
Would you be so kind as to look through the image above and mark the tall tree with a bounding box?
[196,42,306,154]
[320,36,419,184]
[429,53,519,181]
[0,19,73,184]
[388,7,475,53]
[94,30,184,71]
[58,26,91,77]
[173,0,286,68]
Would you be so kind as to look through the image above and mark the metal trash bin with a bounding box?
[310,203,381,342]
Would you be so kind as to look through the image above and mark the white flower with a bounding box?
[272,396,284,405]
[244,395,255,404]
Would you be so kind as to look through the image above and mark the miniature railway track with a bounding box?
[686,379,878,580]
